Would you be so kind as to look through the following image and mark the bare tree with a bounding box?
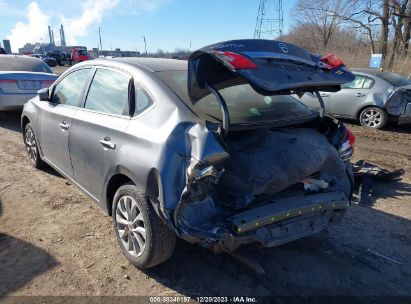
[325,0,389,57]
[292,0,352,52]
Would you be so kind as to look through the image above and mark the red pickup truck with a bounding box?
[71,48,91,64]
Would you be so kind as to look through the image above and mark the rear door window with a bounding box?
[52,68,92,106]
[342,75,367,89]
[84,68,131,115]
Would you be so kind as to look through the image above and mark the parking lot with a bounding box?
[0,66,410,298]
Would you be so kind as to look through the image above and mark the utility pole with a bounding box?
[254,0,283,39]
[141,36,147,55]
[99,26,103,52]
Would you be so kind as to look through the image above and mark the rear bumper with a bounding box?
[398,103,411,125]
[228,192,348,234]
[0,94,33,110]
[180,191,350,251]
[221,208,346,251]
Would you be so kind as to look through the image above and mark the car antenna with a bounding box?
[314,91,325,119]
[205,82,230,136]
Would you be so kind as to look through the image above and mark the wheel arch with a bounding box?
[21,115,30,132]
[104,167,164,218]
[105,172,135,216]
[356,104,386,120]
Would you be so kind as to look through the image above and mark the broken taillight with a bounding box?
[213,51,257,70]
[320,53,344,69]
[339,127,355,161]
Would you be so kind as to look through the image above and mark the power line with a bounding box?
[254,0,283,39]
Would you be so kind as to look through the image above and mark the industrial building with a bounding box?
[16,24,82,55]
[6,24,142,58]
[2,40,11,54]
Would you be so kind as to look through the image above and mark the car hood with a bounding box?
[187,39,355,104]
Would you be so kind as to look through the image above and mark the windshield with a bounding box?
[156,70,317,125]
[379,72,411,87]
[78,49,88,55]
[0,57,52,73]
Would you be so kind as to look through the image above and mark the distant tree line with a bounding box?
[281,0,411,69]
[148,48,191,60]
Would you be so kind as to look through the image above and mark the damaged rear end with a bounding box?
[386,84,411,125]
[171,40,356,251]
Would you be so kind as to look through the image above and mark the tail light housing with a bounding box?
[0,79,17,93]
[339,127,355,160]
[320,53,344,69]
[212,51,257,70]
[42,80,55,86]
[346,128,356,146]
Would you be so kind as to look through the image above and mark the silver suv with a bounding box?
[22,40,355,269]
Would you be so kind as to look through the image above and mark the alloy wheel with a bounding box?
[361,108,383,128]
[115,195,146,257]
[25,128,38,164]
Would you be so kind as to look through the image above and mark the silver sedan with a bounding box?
[0,55,58,111]
[301,68,411,129]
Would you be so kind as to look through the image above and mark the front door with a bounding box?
[38,68,92,177]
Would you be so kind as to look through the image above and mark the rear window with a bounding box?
[378,72,411,87]
[0,56,52,73]
[156,70,316,125]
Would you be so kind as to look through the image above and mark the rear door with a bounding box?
[38,68,92,177]
[69,67,132,202]
[328,74,374,118]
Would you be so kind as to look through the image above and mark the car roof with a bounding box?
[0,54,42,64]
[351,68,384,76]
[110,57,187,72]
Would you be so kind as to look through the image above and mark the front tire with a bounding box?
[24,123,46,169]
[359,107,388,129]
[112,184,176,269]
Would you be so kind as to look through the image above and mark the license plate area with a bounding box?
[17,80,41,90]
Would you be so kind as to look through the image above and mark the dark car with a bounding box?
[0,47,7,55]
[46,49,66,66]
[31,54,57,67]
[301,68,411,129]
[21,40,355,269]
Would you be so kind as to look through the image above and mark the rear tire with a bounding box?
[359,107,388,129]
[112,184,176,269]
[24,123,46,169]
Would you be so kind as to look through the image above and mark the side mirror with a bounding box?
[37,88,50,101]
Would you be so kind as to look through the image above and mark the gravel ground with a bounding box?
[0,70,410,300]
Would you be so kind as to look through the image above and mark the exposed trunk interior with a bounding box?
[219,127,351,210]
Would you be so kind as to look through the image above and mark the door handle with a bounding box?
[355,93,366,97]
[59,121,70,131]
[320,93,330,97]
[99,137,116,150]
